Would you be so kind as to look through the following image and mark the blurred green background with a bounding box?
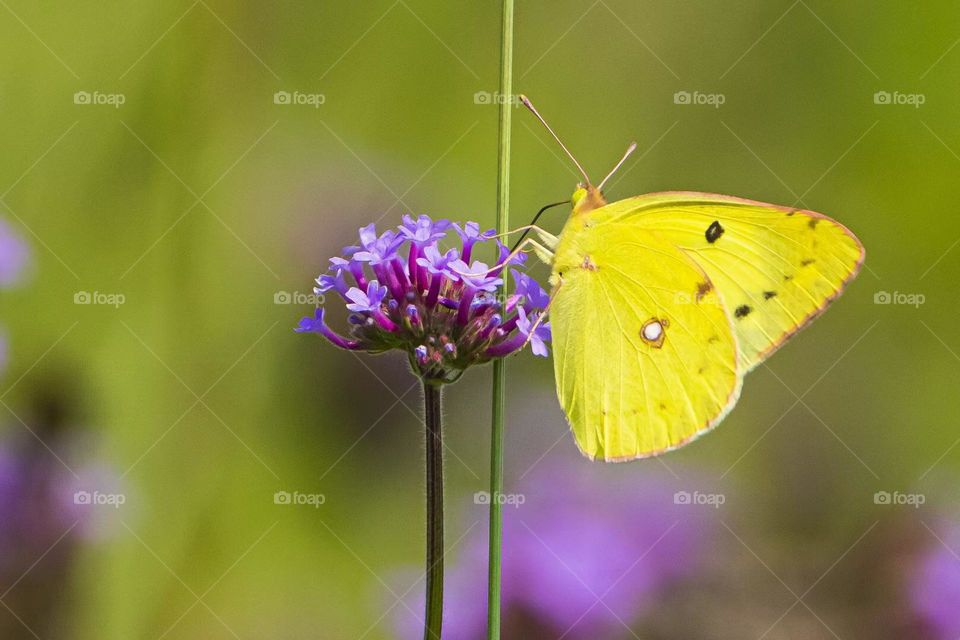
[1,1,959,638]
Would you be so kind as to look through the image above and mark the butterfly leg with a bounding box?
[450,237,556,278]
[491,225,559,249]
[522,238,557,266]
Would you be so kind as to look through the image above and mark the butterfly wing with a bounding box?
[550,220,742,461]
[591,192,864,372]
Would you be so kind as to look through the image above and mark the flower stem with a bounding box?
[488,1,513,638]
[423,381,444,640]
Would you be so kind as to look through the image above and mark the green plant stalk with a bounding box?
[488,1,513,638]
[423,381,444,640]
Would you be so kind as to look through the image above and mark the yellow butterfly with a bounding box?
[514,96,864,462]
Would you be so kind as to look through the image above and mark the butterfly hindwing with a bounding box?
[550,219,742,461]
[591,192,864,371]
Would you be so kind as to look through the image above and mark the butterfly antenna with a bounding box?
[519,95,592,185]
[511,199,568,252]
[597,142,637,192]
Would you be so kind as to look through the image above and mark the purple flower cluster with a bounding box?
[297,215,551,382]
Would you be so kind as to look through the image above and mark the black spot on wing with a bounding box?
[801,258,816,266]
[734,304,752,319]
[696,281,713,301]
[763,291,777,300]
[808,218,819,229]
[705,220,724,243]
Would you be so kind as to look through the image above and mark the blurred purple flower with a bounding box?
[392,463,716,639]
[0,219,28,288]
[0,218,29,378]
[911,520,960,639]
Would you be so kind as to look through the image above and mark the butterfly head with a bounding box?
[572,184,607,216]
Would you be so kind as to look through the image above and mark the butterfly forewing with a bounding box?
[592,192,864,372]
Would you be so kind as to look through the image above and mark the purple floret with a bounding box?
[352,223,405,264]
[345,281,388,313]
[399,214,452,245]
